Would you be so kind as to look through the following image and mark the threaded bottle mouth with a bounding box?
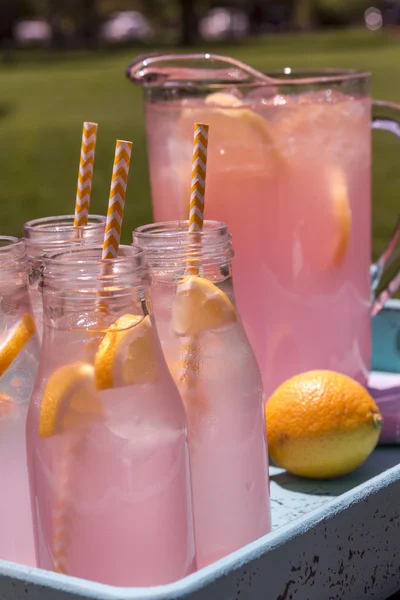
[133,220,233,271]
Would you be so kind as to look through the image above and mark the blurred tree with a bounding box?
[98,0,143,16]
[30,0,101,48]
[313,0,371,26]
[0,0,32,43]
[45,0,68,48]
[75,0,100,47]
[0,0,36,61]
[179,0,199,45]
[252,0,292,33]
[0,1,17,43]
[247,0,265,35]
[291,0,313,29]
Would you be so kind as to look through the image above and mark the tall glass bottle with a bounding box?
[133,220,271,568]
[0,236,39,566]
[26,245,195,585]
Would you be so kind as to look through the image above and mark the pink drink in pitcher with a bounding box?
[126,57,400,398]
[27,246,195,585]
[145,89,371,397]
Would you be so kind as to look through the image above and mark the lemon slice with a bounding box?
[39,362,100,438]
[172,276,237,336]
[329,166,352,266]
[94,314,158,390]
[204,91,245,108]
[179,91,281,155]
[203,91,276,144]
[0,313,36,378]
[297,165,352,270]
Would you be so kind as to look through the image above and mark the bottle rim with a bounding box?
[0,236,29,278]
[133,220,234,267]
[41,245,150,297]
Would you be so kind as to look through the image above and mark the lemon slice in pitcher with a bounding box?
[172,276,237,336]
[94,314,158,390]
[39,362,101,438]
[294,164,352,270]
[329,166,352,267]
[180,91,277,147]
[0,313,36,378]
[204,92,277,142]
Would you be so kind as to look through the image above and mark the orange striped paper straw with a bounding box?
[186,123,209,274]
[52,141,132,574]
[74,122,98,227]
[53,437,84,574]
[102,140,133,259]
[179,123,209,390]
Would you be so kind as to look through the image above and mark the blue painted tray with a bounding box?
[1,303,400,600]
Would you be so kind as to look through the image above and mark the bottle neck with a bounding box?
[23,214,106,273]
[133,220,234,282]
[41,246,151,330]
[0,237,29,288]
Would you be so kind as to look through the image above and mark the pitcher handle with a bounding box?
[371,100,400,316]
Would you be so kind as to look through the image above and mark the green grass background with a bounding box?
[1,28,400,255]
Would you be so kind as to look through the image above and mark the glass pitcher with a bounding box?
[127,53,400,399]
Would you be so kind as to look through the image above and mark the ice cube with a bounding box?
[245,87,282,106]
[295,89,349,105]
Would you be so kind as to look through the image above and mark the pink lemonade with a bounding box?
[145,90,371,397]
[133,223,271,569]
[0,238,40,566]
[27,246,196,585]
[0,337,39,566]
[151,278,271,567]
[27,375,195,585]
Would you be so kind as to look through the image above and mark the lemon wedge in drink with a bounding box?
[295,164,352,270]
[172,276,237,336]
[94,314,158,390]
[203,92,278,142]
[329,166,352,267]
[0,313,36,378]
[39,362,101,438]
[184,91,277,146]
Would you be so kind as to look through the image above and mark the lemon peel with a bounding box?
[172,276,237,337]
[0,313,36,378]
[39,362,100,438]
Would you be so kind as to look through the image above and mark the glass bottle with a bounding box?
[0,236,39,566]
[26,245,196,585]
[23,215,106,341]
[133,220,271,569]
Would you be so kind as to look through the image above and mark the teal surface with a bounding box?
[372,299,400,373]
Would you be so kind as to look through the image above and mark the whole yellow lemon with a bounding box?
[266,370,383,479]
